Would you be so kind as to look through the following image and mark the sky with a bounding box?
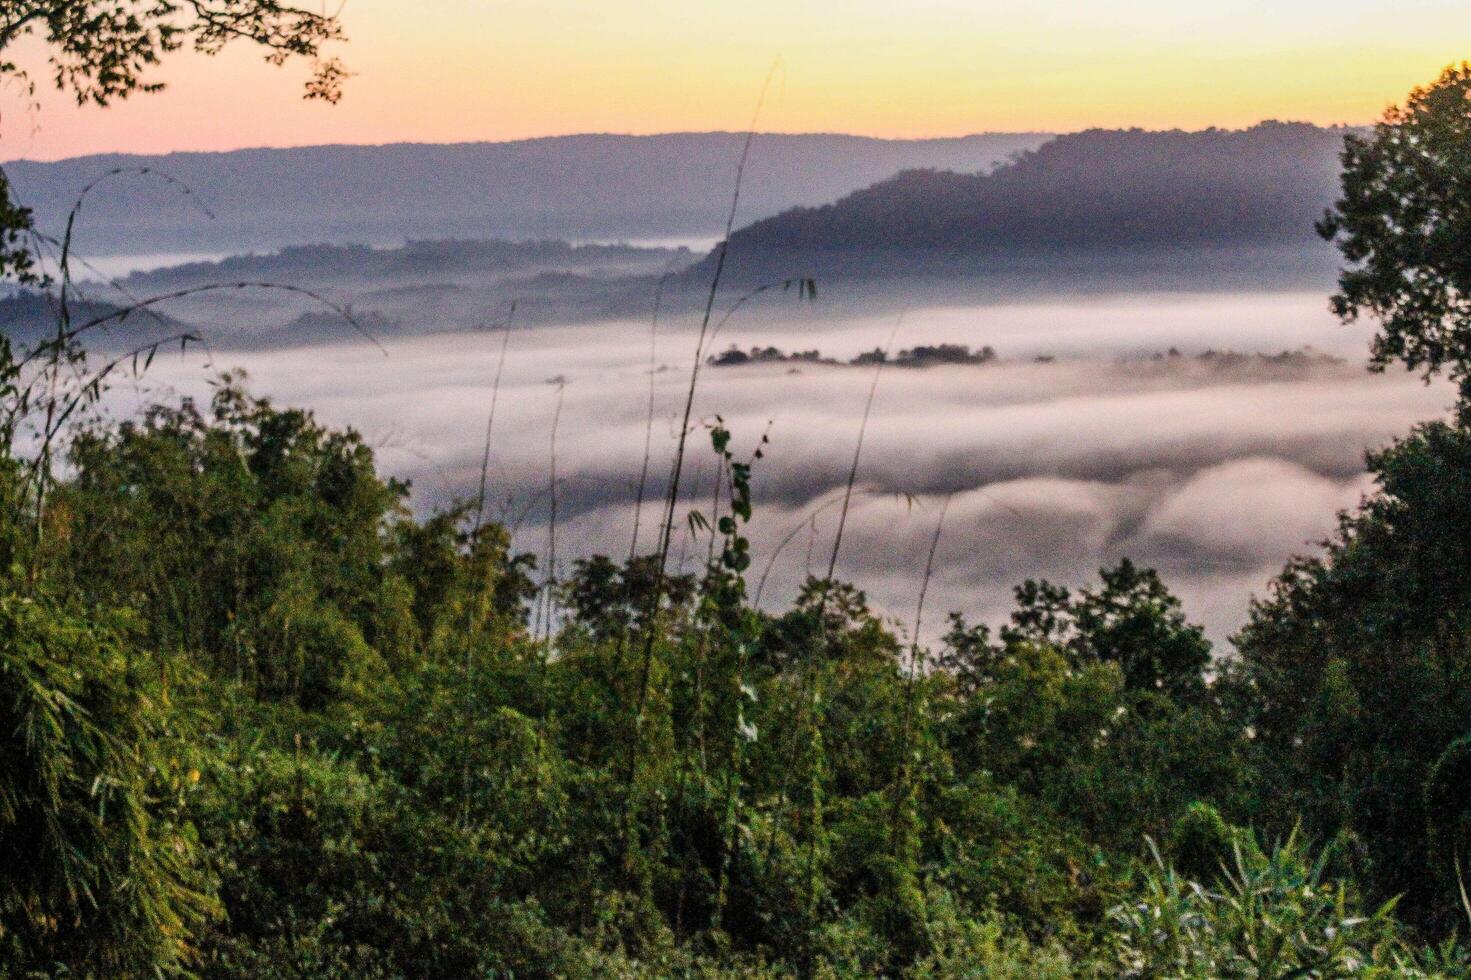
[3,0,1469,159]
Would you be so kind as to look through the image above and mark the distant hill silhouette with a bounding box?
[117,239,689,289]
[715,122,1353,279]
[0,291,185,350]
[4,132,1048,256]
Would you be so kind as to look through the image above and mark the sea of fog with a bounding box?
[133,290,1453,648]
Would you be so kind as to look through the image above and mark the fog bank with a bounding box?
[135,291,1453,646]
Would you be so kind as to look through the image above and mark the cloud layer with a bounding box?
[138,290,1453,647]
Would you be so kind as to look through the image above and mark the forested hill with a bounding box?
[719,122,1352,270]
[3,132,1047,255]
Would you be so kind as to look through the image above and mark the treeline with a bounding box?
[708,343,998,368]
[706,343,1344,372]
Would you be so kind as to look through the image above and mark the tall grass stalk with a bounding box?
[911,495,952,670]
[620,66,778,878]
[629,268,676,562]
[891,492,952,848]
[822,315,902,590]
[472,300,517,541]
[541,380,567,652]
[796,313,902,912]
[461,299,517,826]
[752,492,848,608]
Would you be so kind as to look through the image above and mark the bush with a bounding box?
[0,594,215,977]
[1110,832,1411,978]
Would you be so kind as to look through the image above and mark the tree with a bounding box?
[1231,420,1471,932]
[50,378,410,708]
[1318,63,1471,408]
[999,559,1212,702]
[0,0,347,280]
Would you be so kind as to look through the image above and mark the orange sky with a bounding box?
[3,0,1469,160]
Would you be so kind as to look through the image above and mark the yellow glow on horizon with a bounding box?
[3,0,1469,159]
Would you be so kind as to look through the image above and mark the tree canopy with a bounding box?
[1319,62,1471,406]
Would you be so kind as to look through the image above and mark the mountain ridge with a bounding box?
[708,121,1356,280]
[3,132,1050,256]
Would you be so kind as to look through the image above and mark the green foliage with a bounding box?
[1111,832,1429,978]
[1319,63,1471,406]
[927,775,1125,939]
[1165,802,1256,887]
[944,577,1244,854]
[906,896,1075,979]
[998,558,1212,701]
[47,378,414,708]
[0,174,35,282]
[0,593,215,977]
[1425,735,1471,872]
[0,364,1466,973]
[562,553,695,645]
[14,54,1471,976]
[1232,419,1471,930]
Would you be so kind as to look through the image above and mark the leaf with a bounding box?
[737,712,758,742]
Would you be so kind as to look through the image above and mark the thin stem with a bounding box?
[473,300,517,540]
[796,313,902,915]
[890,493,953,852]
[39,280,385,356]
[630,270,673,562]
[461,299,517,826]
[912,494,953,667]
[753,492,848,608]
[627,64,775,775]
[823,315,902,589]
[542,380,567,653]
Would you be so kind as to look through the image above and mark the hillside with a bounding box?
[716,122,1352,278]
[3,132,1048,256]
[114,239,688,294]
[0,291,186,350]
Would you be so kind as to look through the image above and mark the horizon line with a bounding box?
[3,118,1373,166]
